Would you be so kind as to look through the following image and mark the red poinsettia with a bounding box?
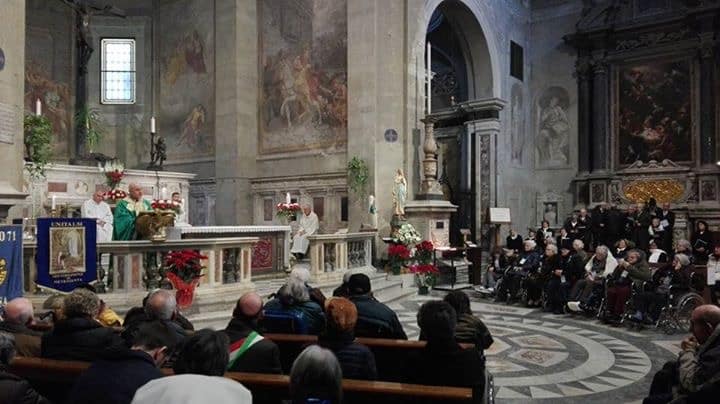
[415,240,435,264]
[164,250,207,283]
[388,243,411,260]
[105,169,125,189]
[409,263,440,288]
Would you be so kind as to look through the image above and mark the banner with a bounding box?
[36,218,97,292]
[0,225,23,303]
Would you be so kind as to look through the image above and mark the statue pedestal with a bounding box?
[404,200,457,247]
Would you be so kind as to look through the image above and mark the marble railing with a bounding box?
[306,232,376,282]
[22,237,258,294]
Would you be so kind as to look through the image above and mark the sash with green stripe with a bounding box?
[227,331,264,370]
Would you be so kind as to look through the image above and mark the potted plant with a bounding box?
[347,156,369,197]
[410,240,438,294]
[76,107,105,154]
[23,114,53,179]
[387,243,411,275]
[163,250,207,309]
[276,201,301,223]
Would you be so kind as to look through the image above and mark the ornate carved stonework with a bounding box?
[615,29,690,51]
[623,179,685,204]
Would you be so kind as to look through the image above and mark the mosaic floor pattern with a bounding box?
[387,292,685,403]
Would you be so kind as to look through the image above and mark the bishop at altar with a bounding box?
[290,204,319,256]
[113,184,152,241]
[82,191,114,242]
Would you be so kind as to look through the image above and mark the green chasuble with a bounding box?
[112,198,152,241]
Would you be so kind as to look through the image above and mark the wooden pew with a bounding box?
[9,357,478,403]
[264,333,475,381]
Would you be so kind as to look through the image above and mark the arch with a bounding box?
[417,0,501,101]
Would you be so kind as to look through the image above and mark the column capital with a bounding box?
[574,56,593,81]
[592,59,609,75]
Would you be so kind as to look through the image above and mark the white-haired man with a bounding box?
[290,204,319,257]
[113,183,151,240]
[0,298,41,356]
[82,190,114,243]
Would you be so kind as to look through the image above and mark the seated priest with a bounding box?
[113,183,152,241]
[82,190,113,242]
[171,192,190,226]
[290,204,319,258]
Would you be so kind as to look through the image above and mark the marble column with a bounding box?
[467,118,501,247]
[458,120,474,232]
[213,0,258,225]
[591,59,609,172]
[699,40,716,165]
[575,56,592,173]
[0,0,30,221]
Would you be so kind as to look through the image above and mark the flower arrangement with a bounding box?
[415,240,434,263]
[24,114,53,179]
[151,199,181,212]
[276,202,301,221]
[409,263,440,288]
[98,160,125,189]
[393,223,422,246]
[163,249,207,309]
[104,188,127,201]
[387,243,411,275]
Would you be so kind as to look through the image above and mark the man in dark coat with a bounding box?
[347,274,407,340]
[592,204,609,249]
[0,298,41,357]
[224,292,282,374]
[0,332,51,404]
[41,289,124,361]
[606,204,626,248]
[121,289,189,349]
[403,301,485,401]
[66,321,179,404]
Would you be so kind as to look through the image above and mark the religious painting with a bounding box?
[49,227,85,275]
[700,179,717,202]
[536,192,563,228]
[590,182,607,204]
[617,59,692,166]
[510,83,525,166]
[158,0,215,160]
[535,86,571,168]
[259,0,348,155]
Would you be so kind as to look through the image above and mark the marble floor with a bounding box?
[386,291,684,404]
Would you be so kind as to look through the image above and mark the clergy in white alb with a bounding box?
[290,204,319,255]
[82,191,114,242]
[172,192,190,226]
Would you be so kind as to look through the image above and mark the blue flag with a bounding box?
[0,225,24,303]
[36,218,97,292]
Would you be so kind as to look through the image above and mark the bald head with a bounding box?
[128,183,142,201]
[4,298,34,326]
[233,292,263,319]
[691,305,720,344]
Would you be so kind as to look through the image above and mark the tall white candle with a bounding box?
[51,195,56,210]
[286,192,291,204]
[35,99,42,116]
[426,41,432,115]
[161,187,168,199]
[150,116,156,133]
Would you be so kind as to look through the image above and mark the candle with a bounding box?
[426,41,432,115]
[286,192,291,204]
[161,187,168,199]
[51,195,56,210]
[151,116,156,133]
[35,99,42,116]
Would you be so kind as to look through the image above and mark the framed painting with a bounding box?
[616,58,693,167]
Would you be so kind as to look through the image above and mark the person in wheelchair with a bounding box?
[631,253,693,324]
[478,247,513,294]
[602,249,651,323]
[706,244,720,304]
[526,244,559,308]
[567,245,617,313]
[492,249,518,302]
[496,240,540,303]
[544,244,570,314]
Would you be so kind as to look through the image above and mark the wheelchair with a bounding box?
[655,288,704,334]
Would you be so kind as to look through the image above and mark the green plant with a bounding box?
[23,114,53,179]
[347,156,369,196]
[75,107,105,152]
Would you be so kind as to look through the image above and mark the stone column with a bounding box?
[457,120,474,232]
[0,0,29,221]
[468,118,501,247]
[591,59,609,172]
[699,39,716,165]
[575,56,592,173]
[214,0,257,225]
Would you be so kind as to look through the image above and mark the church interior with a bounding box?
[1,0,720,403]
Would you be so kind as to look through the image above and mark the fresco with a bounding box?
[617,59,692,165]
[535,86,571,168]
[158,0,214,160]
[259,0,348,155]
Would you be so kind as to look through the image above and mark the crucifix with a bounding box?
[60,0,125,161]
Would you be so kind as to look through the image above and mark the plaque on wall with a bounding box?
[489,208,511,224]
[0,102,17,144]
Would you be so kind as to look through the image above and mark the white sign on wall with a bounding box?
[0,102,17,145]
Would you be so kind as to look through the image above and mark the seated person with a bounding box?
[318,297,377,380]
[675,239,694,263]
[603,249,651,323]
[0,332,51,404]
[496,240,540,303]
[442,291,493,350]
[263,278,326,335]
[113,183,151,241]
[525,244,559,308]
[546,244,574,315]
[613,238,632,260]
[644,305,720,404]
[480,247,513,293]
[404,301,485,396]
[40,294,65,325]
[41,289,124,361]
[346,274,407,339]
[567,245,617,313]
[289,346,343,404]
[0,298,41,356]
[632,254,692,324]
[332,271,353,298]
[173,329,229,376]
[78,283,122,327]
[66,321,178,404]
[122,289,189,349]
[535,220,554,251]
[708,245,720,304]
[288,266,326,307]
[123,290,194,334]
[290,204,319,258]
[648,239,669,264]
[224,292,282,374]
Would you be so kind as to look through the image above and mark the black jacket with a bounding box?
[403,339,485,391]
[349,295,407,340]
[41,316,124,361]
[121,314,188,349]
[319,330,377,380]
[505,235,523,253]
[0,322,41,357]
[65,348,163,404]
[0,366,51,404]
[223,317,282,374]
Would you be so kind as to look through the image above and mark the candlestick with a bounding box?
[51,195,56,210]
[426,41,432,115]
[35,99,42,116]
[151,116,156,134]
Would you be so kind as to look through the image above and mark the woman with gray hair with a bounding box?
[631,253,694,324]
[567,245,618,313]
[290,345,343,403]
[263,278,326,334]
[0,332,52,404]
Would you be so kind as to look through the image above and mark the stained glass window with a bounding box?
[100,38,136,104]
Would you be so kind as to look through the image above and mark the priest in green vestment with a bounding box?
[113,183,152,240]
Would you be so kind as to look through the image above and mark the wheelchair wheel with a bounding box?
[674,292,704,332]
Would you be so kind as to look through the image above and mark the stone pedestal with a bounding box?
[404,200,457,247]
